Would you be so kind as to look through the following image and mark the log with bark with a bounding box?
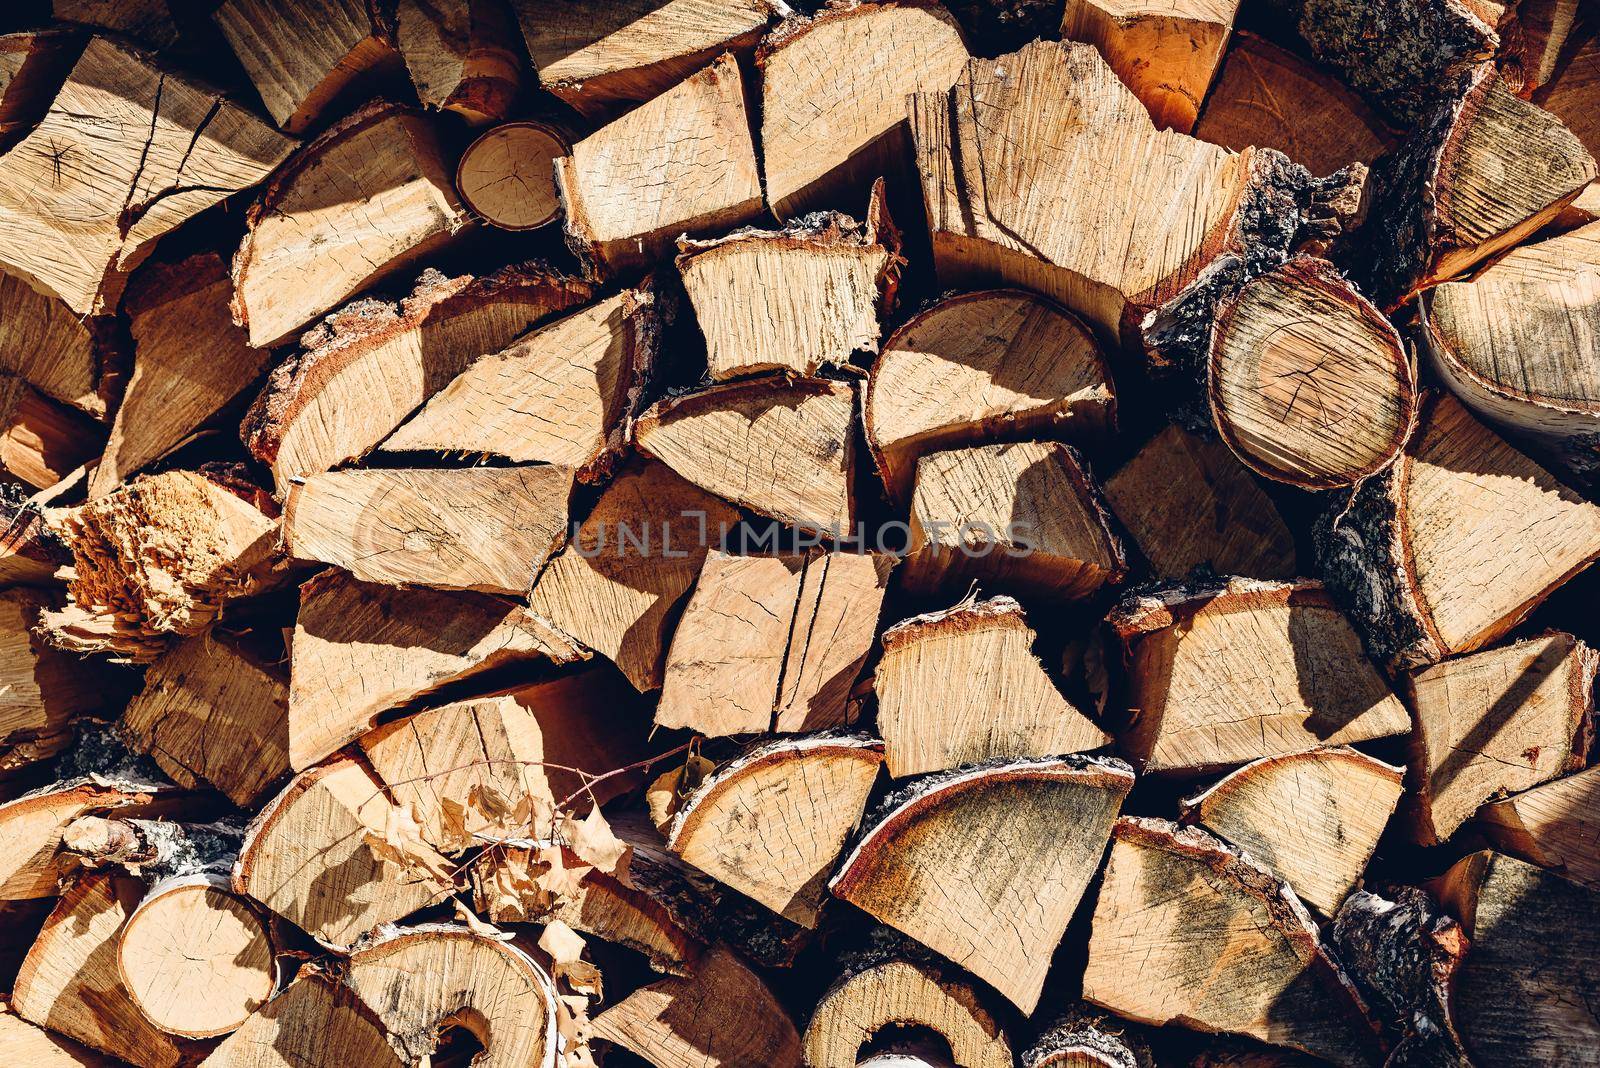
[394,0,521,125]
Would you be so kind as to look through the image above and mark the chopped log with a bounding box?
[664,735,883,926]
[830,754,1135,1013]
[1182,747,1405,915]
[233,758,453,948]
[1431,850,1600,1064]
[202,969,402,1068]
[0,375,101,490]
[60,814,242,880]
[0,776,167,900]
[345,924,558,1068]
[556,51,762,276]
[0,587,118,770]
[231,102,476,349]
[515,0,774,119]
[865,289,1115,504]
[1477,764,1600,890]
[1534,18,1600,158]
[1110,579,1410,775]
[875,596,1109,778]
[89,254,270,499]
[455,121,569,230]
[759,1,969,218]
[121,629,290,810]
[395,0,521,124]
[1207,256,1415,489]
[1022,1008,1155,1068]
[287,569,584,770]
[1315,391,1600,670]
[381,285,658,481]
[1083,818,1382,1065]
[51,1,176,47]
[1103,425,1298,581]
[0,30,81,151]
[0,1012,116,1068]
[0,486,66,592]
[656,550,892,736]
[900,441,1127,602]
[1061,0,1240,133]
[242,264,593,494]
[1193,31,1397,174]
[526,460,741,692]
[0,36,294,318]
[1500,0,1579,91]
[0,271,113,419]
[635,375,856,535]
[592,943,801,1068]
[212,0,399,133]
[1405,631,1594,845]
[284,465,574,593]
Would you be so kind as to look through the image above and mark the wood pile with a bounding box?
[3,1,1600,1067]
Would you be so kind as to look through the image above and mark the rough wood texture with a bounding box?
[395,0,521,124]
[866,289,1115,503]
[1083,818,1382,1066]
[876,596,1108,778]
[455,121,568,230]
[0,1012,117,1067]
[202,969,402,1068]
[1535,18,1600,159]
[0,271,113,419]
[1405,631,1595,845]
[0,30,81,151]
[556,51,762,277]
[0,374,101,489]
[0,776,167,900]
[1477,764,1600,890]
[1499,0,1578,91]
[0,588,117,768]
[830,754,1135,1013]
[1109,578,1410,775]
[1022,1008,1156,1068]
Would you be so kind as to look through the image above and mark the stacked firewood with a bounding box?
[1,0,1598,1065]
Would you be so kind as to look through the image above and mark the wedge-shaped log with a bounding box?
[0,587,119,771]
[244,264,592,495]
[1183,747,1404,915]
[0,776,170,900]
[202,969,401,1068]
[636,375,856,534]
[830,754,1135,1013]
[288,569,583,770]
[382,286,657,480]
[866,289,1115,503]
[557,52,762,276]
[0,29,80,150]
[0,271,113,419]
[657,550,892,736]
[902,441,1126,601]
[0,36,294,317]
[665,735,883,926]
[455,120,568,230]
[1536,19,1599,159]
[0,375,101,489]
[1477,765,1600,890]
[0,1012,117,1067]
[1405,632,1594,845]
[1111,579,1409,775]
[877,597,1108,778]
[760,1,968,217]
[0,490,64,593]
[395,0,521,124]
[1084,818,1382,1066]
[1316,391,1600,670]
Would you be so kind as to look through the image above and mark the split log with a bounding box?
[284,465,574,593]
[242,264,593,494]
[1477,764,1600,890]
[1405,631,1594,845]
[0,36,294,317]
[1061,0,1240,133]
[380,285,658,481]
[50,1,177,48]
[526,460,741,692]
[0,486,66,593]
[0,30,81,151]
[830,754,1135,1013]
[1500,0,1579,91]
[1182,747,1405,914]
[1432,850,1600,1064]
[59,813,242,880]
[875,596,1109,778]
[635,375,856,535]
[1193,31,1396,174]
[592,944,801,1068]
[1109,578,1410,775]
[0,776,168,900]
[0,271,114,419]
[1315,391,1600,671]
[455,121,568,230]
[556,51,762,276]
[656,550,892,736]
[759,1,969,218]
[865,289,1115,504]
[1102,425,1298,581]
[212,0,400,133]
[0,587,119,770]
[664,735,883,926]
[1207,256,1415,489]
[202,969,401,1068]
[233,758,453,948]
[90,255,270,498]
[395,0,521,124]
[287,569,584,770]
[900,441,1127,602]
[0,1012,116,1068]
[0,375,101,490]
[515,0,774,119]
[1083,818,1383,1066]
[1534,18,1600,159]
[1023,1009,1155,1068]
[231,103,476,348]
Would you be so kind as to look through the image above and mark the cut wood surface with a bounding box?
[202,969,402,1068]
[0,375,101,489]
[1477,764,1600,890]
[0,271,111,419]
[0,29,80,151]
[830,755,1135,1013]
[0,587,116,767]
[1109,578,1410,775]
[1535,16,1600,159]
[1022,1009,1156,1068]
[455,120,567,230]
[395,0,521,124]
[0,1012,116,1068]
[865,289,1115,503]
[876,596,1108,778]
[1499,0,1577,91]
